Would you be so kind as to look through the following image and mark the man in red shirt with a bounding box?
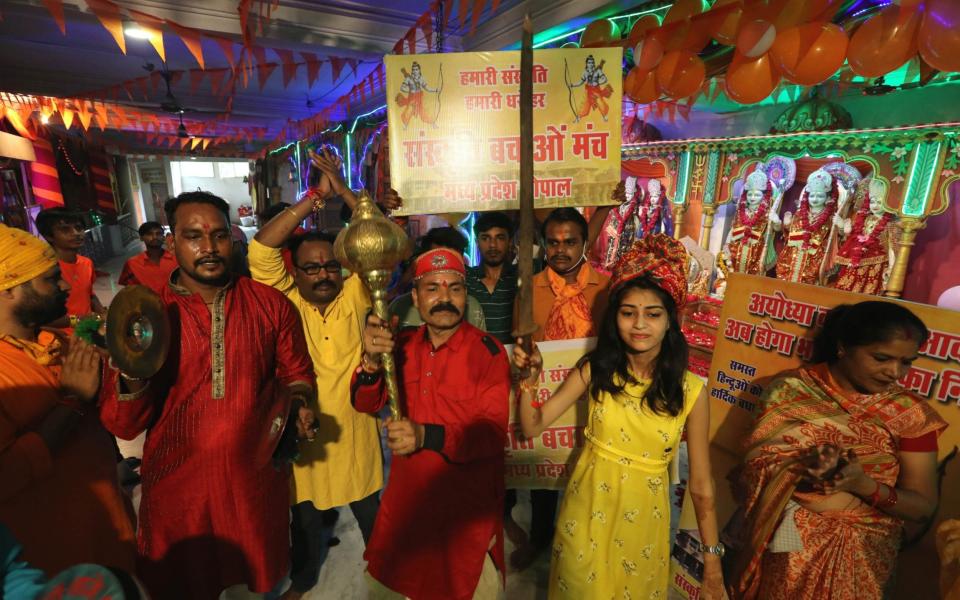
[353,248,510,600]
[99,191,318,599]
[118,221,177,294]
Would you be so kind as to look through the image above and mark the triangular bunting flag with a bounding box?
[331,56,345,81]
[209,68,228,95]
[129,9,166,62]
[470,0,486,34]
[43,0,66,35]
[458,0,470,28]
[407,28,416,54]
[149,71,163,94]
[257,63,278,91]
[202,138,211,150]
[393,39,404,55]
[189,69,206,95]
[375,64,385,91]
[419,14,433,51]
[77,102,93,131]
[214,37,237,69]
[345,58,358,77]
[275,48,298,88]
[191,137,203,150]
[168,21,205,69]
[303,53,321,88]
[180,137,191,149]
[86,0,126,54]
[135,77,150,100]
[61,107,74,129]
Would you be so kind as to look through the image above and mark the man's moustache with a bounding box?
[430,303,460,315]
[194,257,223,266]
[313,282,336,290]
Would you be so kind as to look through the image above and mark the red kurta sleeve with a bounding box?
[436,349,510,464]
[272,298,315,390]
[98,367,160,440]
[118,260,137,286]
[350,367,387,413]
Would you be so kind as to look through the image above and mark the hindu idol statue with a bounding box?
[775,168,839,285]
[830,177,899,295]
[723,168,779,275]
[593,177,673,273]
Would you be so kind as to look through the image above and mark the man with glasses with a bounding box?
[249,149,382,599]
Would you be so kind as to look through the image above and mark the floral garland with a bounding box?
[737,190,771,228]
[636,197,662,237]
[844,199,894,268]
[793,190,837,243]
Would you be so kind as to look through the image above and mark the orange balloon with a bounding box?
[848,5,921,77]
[580,18,621,48]
[737,19,777,58]
[627,14,661,46]
[634,36,665,70]
[662,16,714,52]
[663,0,707,25]
[919,0,960,73]
[725,52,780,104]
[712,0,743,45]
[766,0,842,29]
[656,49,706,99]
[771,22,848,86]
[624,66,660,104]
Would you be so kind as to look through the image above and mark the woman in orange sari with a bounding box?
[730,301,947,600]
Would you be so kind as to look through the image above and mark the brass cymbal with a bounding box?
[106,285,170,379]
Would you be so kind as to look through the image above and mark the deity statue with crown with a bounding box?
[829,177,899,295]
[723,167,780,275]
[775,168,840,285]
[592,177,673,273]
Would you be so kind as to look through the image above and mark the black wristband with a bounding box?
[356,367,383,386]
[421,424,445,452]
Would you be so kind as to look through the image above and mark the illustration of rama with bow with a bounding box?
[395,61,443,129]
[565,55,613,122]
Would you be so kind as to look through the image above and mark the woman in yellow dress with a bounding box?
[513,234,725,600]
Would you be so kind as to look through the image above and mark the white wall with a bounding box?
[171,159,252,224]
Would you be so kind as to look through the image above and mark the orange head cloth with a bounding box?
[413,247,466,281]
[610,233,688,308]
[0,223,58,291]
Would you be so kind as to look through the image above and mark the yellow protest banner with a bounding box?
[504,338,594,490]
[670,273,960,599]
[385,48,622,215]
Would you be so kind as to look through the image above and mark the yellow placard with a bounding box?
[385,49,623,215]
[672,273,960,599]
[504,338,594,490]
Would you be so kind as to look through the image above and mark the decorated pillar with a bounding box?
[696,150,723,249]
[671,149,692,239]
[885,137,947,298]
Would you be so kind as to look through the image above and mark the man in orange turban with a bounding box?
[0,223,135,576]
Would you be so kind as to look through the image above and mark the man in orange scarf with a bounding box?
[0,223,135,576]
[509,207,610,569]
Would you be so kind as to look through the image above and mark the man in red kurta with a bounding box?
[99,192,317,599]
[353,248,510,600]
[118,221,178,294]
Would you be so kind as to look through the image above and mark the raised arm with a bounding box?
[512,341,589,439]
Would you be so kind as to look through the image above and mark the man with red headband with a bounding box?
[352,247,511,600]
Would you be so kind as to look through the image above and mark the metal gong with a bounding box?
[105,285,171,379]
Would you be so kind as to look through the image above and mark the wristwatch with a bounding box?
[699,541,726,558]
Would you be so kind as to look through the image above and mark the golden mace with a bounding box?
[334,191,412,419]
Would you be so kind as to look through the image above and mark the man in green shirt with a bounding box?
[465,212,517,345]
